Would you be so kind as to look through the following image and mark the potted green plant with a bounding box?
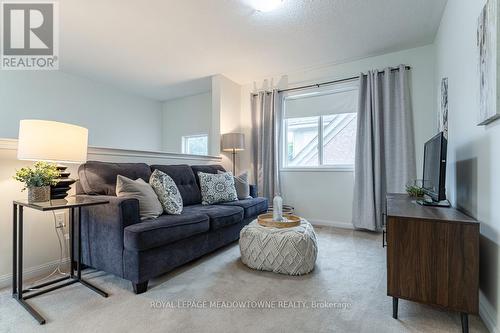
[14,161,60,203]
[406,183,425,198]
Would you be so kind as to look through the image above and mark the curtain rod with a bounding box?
[251,65,411,96]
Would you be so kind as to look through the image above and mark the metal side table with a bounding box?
[12,196,109,325]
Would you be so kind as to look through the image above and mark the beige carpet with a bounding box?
[0,227,488,333]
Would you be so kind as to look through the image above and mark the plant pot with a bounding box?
[28,186,51,203]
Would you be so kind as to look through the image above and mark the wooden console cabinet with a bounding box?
[385,193,479,333]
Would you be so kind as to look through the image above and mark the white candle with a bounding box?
[273,195,283,221]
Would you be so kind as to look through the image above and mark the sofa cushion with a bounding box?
[191,165,226,186]
[78,161,152,196]
[218,197,268,219]
[151,164,201,205]
[124,213,209,251]
[183,204,243,230]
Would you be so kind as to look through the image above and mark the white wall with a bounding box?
[212,75,243,172]
[434,1,500,331]
[160,75,242,164]
[0,71,163,151]
[240,45,436,228]
[162,92,212,153]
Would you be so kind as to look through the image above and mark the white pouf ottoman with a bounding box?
[239,219,318,275]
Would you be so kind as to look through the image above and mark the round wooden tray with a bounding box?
[257,213,301,228]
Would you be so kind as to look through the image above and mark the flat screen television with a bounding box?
[418,132,449,206]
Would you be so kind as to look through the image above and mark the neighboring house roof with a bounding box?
[289,113,356,166]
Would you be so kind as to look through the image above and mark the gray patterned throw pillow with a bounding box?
[218,170,251,199]
[198,171,238,205]
[149,169,183,215]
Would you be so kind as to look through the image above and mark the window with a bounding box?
[182,134,208,155]
[286,116,320,166]
[282,82,358,169]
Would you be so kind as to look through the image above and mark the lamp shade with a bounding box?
[17,120,88,163]
[221,133,245,152]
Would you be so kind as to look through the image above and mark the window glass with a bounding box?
[282,83,358,168]
[322,113,357,166]
[285,116,319,167]
[183,135,208,155]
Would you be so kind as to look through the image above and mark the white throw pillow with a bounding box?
[218,170,251,200]
[198,171,238,205]
[149,169,183,214]
[116,175,163,220]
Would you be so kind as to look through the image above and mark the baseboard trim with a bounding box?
[480,291,499,333]
[308,219,354,229]
[0,257,70,290]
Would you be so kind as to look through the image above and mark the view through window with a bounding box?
[283,82,358,168]
[182,134,208,155]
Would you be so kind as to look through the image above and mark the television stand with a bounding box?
[386,193,478,333]
[416,197,451,207]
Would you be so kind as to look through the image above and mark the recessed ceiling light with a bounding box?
[248,0,284,12]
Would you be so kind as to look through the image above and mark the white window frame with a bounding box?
[182,134,208,155]
[280,81,358,172]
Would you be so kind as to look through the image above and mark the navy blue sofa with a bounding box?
[75,161,268,294]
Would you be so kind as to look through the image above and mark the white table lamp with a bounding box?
[17,119,88,199]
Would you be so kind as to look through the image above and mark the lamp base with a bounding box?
[50,165,76,199]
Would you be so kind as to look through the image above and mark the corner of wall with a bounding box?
[211,76,222,156]
[211,74,244,171]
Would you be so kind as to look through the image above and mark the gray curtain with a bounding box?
[251,90,282,200]
[352,65,416,231]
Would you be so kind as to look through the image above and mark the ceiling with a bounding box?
[60,0,447,100]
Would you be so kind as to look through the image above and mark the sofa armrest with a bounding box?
[77,194,141,228]
[249,184,258,198]
[76,195,140,277]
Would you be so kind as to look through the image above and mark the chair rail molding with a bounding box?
[0,138,222,163]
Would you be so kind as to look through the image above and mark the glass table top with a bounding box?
[14,196,109,211]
